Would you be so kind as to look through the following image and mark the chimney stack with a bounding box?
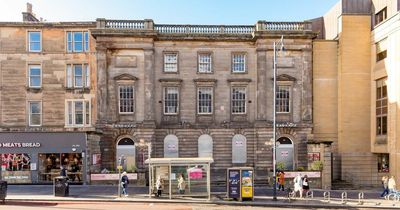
[22,2,39,22]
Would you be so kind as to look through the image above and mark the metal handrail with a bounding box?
[341,191,348,204]
[323,191,330,203]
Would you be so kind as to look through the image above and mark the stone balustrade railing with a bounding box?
[96,18,312,34]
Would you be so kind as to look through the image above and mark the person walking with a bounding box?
[177,174,186,194]
[121,171,129,197]
[60,165,67,177]
[293,174,303,198]
[388,176,396,193]
[278,171,285,191]
[380,176,389,197]
[156,176,164,197]
[302,175,310,197]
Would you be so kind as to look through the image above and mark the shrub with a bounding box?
[311,160,323,171]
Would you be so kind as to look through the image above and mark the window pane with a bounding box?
[232,87,246,114]
[29,102,41,126]
[84,65,90,87]
[84,32,89,52]
[73,32,83,52]
[29,32,41,52]
[233,54,246,72]
[119,86,134,113]
[276,86,290,113]
[198,87,213,114]
[67,32,72,52]
[198,54,212,73]
[74,65,83,87]
[75,101,83,125]
[66,65,72,88]
[68,101,73,125]
[85,102,90,125]
[164,53,178,72]
[164,87,179,114]
[29,66,41,87]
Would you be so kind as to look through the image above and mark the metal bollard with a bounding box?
[341,191,348,204]
[358,192,364,205]
[323,191,330,203]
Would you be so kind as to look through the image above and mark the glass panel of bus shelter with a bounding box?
[171,164,208,198]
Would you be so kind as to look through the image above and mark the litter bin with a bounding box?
[0,181,7,204]
[54,176,69,197]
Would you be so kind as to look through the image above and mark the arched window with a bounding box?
[164,134,179,158]
[116,138,135,171]
[276,137,294,170]
[198,134,213,157]
[232,134,247,163]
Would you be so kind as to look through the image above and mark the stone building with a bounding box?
[91,19,316,183]
[313,0,400,188]
[0,5,97,184]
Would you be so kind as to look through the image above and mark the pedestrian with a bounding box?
[156,176,164,197]
[293,173,303,198]
[388,176,396,193]
[60,165,67,177]
[302,175,310,197]
[121,171,129,197]
[380,176,389,197]
[276,171,281,190]
[177,174,186,194]
[278,171,285,191]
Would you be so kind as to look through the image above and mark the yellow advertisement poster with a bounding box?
[241,170,253,198]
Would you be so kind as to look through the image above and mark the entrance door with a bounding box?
[116,138,136,172]
[276,137,294,170]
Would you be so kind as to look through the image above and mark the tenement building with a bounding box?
[0,5,97,183]
[91,19,315,183]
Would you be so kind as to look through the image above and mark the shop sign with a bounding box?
[2,171,32,184]
[285,171,321,178]
[276,122,297,128]
[281,151,289,157]
[228,169,240,199]
[91,173,138,181]
[241,170,253,198]
[0,142,41,148]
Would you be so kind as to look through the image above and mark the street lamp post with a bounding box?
[139,139,152,198]
[272,36,284,201]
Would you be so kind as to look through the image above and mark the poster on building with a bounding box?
[241,170,253,198]
[228,169,240,199]
[92,154,101,165]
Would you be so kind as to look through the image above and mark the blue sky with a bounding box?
[1,0,339,24]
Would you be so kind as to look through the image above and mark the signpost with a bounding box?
[117,165,122,197]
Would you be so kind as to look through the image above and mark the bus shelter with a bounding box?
[144,157,214,200]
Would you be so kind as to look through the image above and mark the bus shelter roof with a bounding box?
[145,157,214,165]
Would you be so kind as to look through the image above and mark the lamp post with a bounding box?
[139,139,152,197]
[272,36,284,201]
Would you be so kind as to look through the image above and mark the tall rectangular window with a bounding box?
[119,85,134,113]
[376,79,387,136]
[376,39,387,62]
[28,65,41,88]
[378,153,389,172]
[375,7,387,26]
[197,87,213,114]
[66,64,89,88]
[29,101,42,126]
[164,87,179,114]
[28,31,41,52]
[67,31,89,52]
[66,100,91,126]
[164,53,178,72]
[276,85,290,113]
[231,87,246,114]
[232,53,246,73]
[198,53,212,73]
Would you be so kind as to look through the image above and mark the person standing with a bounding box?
[60,165,67,177]
[121,171,129,197]
[380,176,389,197]
[177,174,186,194]
[302,175,310,197]
[388,176,396,193]
[293,174,303,198]
[278,171,285,191]
[156,176,164,197]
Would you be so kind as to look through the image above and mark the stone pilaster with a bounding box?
[143,49,155,124]
[96,47,108,123]
[301,49,313,122]
[256,50,267,120]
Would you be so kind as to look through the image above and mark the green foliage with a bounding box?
[277,162,285,170]
[311,160,323,171]
[296,166,305,171]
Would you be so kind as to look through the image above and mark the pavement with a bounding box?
[3,185,400,209]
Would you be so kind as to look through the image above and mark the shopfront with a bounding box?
[0,132,87,184]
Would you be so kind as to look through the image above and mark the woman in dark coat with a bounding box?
[121,171,129,197]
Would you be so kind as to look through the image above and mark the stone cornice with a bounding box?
[193,78,218,83]
[227,78,252,83]
[158,78,183,83]
[113,74,138,81]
